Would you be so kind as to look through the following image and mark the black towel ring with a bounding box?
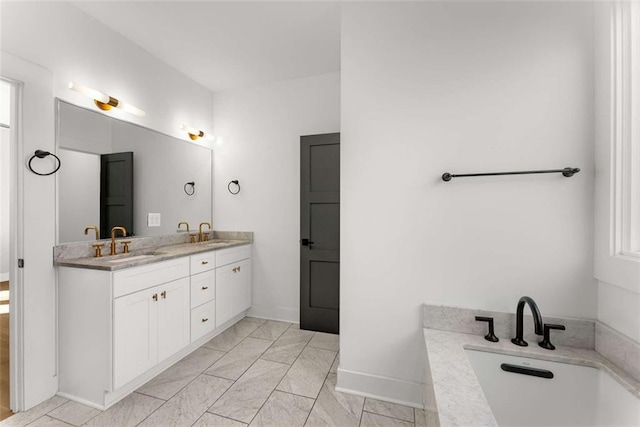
[228,180,241,195]
[184,181,195,196]
[28,150,61,176]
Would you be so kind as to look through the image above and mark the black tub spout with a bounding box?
[511,296,544,347]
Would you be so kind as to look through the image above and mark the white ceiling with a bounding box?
[71,1,341,93]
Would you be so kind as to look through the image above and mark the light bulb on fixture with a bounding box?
[68,81,146,117]
[181,123,212,141]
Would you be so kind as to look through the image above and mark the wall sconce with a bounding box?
[181,123,213,141]
[68,81,146,117]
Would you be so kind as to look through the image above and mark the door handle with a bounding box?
[301,238,314,246]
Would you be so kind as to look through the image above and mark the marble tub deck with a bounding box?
[1,317,433,427]
[423,328,640,427]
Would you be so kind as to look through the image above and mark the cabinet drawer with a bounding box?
[216,245,251,267]
[113,257,189,298]
[190,252,216,275]
[191,300,216,343]
[190,270,215,308]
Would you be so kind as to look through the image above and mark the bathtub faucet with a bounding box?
[511,296,544,347]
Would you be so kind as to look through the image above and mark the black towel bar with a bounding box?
[442,167,580,182]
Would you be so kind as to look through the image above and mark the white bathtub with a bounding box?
[466,350,640,427]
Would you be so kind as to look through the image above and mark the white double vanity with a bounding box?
[55,237,252,410]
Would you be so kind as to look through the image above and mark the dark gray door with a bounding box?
[300,133,340,334]
[100,152,134,239]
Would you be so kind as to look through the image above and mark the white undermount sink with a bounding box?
[106,254,157,263]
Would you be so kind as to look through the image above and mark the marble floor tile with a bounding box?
[363,399,414,423]
[138,375,233,427]
[276,346,336,398]
[249,391,314,427]
[23,416,72,426]
[329,352,339,374]
[193,413,247,427]
[208,359,290,424]
[0,396,68,427]
[414,408,438,427]
[249,321,291,341]
[307,333,339,352]
[205,338,273,380]
[203,318,263,352]
[360,412,414,427]
[137,347,226,400]
[261,328,314,365]
[46,401,100,426]
[84,393,164,427]
[304,373,364,427]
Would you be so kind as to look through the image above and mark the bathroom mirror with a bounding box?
[56,99,212,244]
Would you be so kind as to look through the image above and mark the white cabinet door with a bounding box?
[113,287,158,389]
[236,259,251,313]
[215,265,235,326]
[216,259,251,326]
[157,277,190,362]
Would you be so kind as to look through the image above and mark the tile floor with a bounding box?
[0,317,435,427]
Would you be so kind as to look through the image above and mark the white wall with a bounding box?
[0,1,214,410]
[340,1,596,405]
[593,2,640,343]
[0,1,213,143]
[212,72,340,322]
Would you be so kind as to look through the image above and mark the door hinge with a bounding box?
[18,259,24,268]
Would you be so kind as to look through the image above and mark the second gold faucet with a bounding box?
[110,226,127,255]
[199,222,211,242]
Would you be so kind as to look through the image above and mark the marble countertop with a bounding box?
[423,328,640,427]
[55,239,251,271]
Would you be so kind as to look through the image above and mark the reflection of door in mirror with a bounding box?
[100,152,133,239]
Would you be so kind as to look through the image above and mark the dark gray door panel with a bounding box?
[300,133,340,334]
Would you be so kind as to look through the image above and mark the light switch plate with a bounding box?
[147,213,161,227]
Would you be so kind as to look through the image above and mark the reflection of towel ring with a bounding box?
[228,180,240,195]
[28,150,61,176]
[184,181,195,196]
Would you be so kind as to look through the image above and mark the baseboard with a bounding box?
[336,367,424,409]
[0,272,8,282]
[247,304,299,323]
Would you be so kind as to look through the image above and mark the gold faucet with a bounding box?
[110,226,127,255]
[84,225,99,241]
[179,222,198,243]
[198,222,211,242]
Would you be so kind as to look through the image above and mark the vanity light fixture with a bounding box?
[68,81,146,117]
[181,123,213,141]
